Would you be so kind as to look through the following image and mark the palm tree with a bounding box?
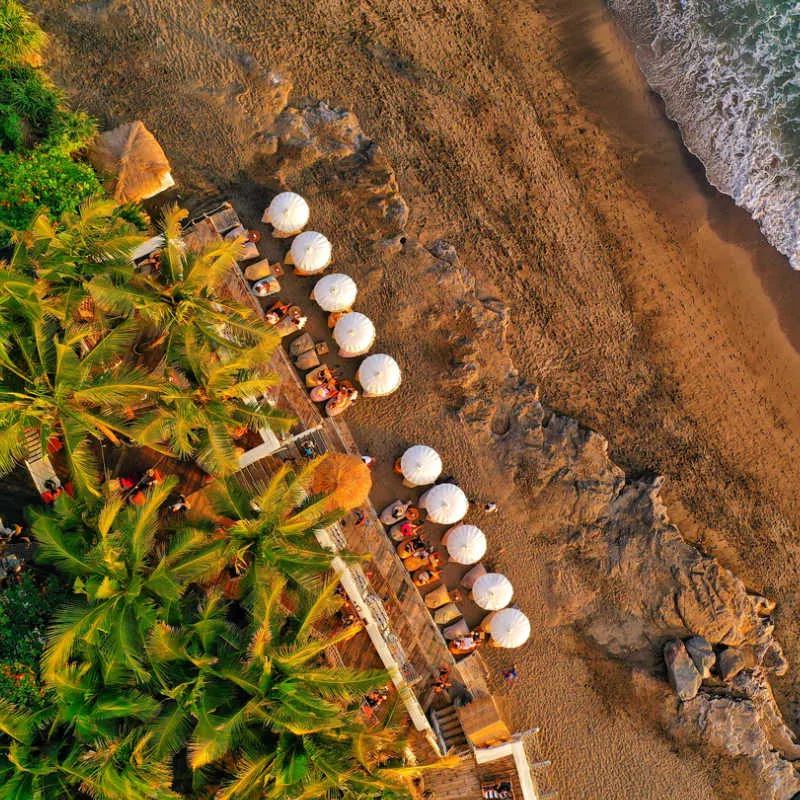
[207,466,348,588]
[132,336,294,475]
[0,0,47,69]
[10,198,147,332]
[0,690,181,800]
[30,478,228,683]
[0,319,163,498]
[88,205,271,369]
[146,572,394,799]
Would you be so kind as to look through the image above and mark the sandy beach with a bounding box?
[31,0,800,796]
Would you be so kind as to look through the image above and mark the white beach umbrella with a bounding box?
[489,607,531,648]
[263,192,309,235]
[420,483,469,525]
[400,445,442,487]
[445,524,486,565]
[312,273,357,312]
[472,573,514,610]
[357,354,401,397]
[333,312,375,357]
[289,231,331,275]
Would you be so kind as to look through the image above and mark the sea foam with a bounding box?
[608,0,800,269]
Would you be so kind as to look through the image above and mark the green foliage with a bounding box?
[0,471,429,799]
[0,65,59,145]
[0,149,102,241]
[0,2,102,245]
[0,570,70,708]
[0,0,46,69]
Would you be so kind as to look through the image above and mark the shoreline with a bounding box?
[547,0,800,352]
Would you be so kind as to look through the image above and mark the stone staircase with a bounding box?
[430,705,470,755]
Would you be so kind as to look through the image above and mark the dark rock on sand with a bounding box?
[685,636,715,680]
[718,647,751,682]
[382,230,798,797]
[664,639,702,701]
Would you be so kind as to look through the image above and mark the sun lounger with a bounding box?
[443,619,470,640]
[461,562,487,590]
[207,203,240,234]
[433,603,462,625]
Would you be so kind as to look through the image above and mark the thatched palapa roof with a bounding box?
[310,453,372,513]
[88,121,174,203]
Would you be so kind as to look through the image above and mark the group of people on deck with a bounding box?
[264,301,308,335]
[379,494,489,658]
[305,364,359,417]
[0,518,28,585]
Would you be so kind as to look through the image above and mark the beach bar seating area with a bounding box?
[165,191,554,799]
[12,177,552,799]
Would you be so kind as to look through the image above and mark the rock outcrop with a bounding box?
[664,640,702,701]
[198,77,800,799]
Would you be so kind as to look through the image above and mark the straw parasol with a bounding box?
[310,453,372,513]
[287,231,332,275]
[444,524,486,565]
[420,483,469,525]
[472,573,514,610]
[400,445,442,487]
[263,192,309,237]
[489,608,530,648]
[88,121,174,203]
[312,273,357,312]
[357,354,401,397]
[333,312,375,357]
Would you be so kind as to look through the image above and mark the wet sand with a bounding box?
[31,0,800,796]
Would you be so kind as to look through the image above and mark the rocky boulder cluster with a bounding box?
[663,634,787,702]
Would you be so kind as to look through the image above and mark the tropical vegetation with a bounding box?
[0,0,101,242]
[0,5,441,797]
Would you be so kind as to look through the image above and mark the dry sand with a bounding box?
[31,0,800,796]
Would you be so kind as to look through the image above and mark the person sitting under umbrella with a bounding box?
[449,629,485,656]
[380,499,412,525]
[396,535,428,559]
[389,519,422,542]
[404,547,439,572]
[412,566,442,587]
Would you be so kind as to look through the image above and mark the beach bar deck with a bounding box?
[181,202,557,799]
[19,199,555,800]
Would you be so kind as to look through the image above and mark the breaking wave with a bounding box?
[607,0,800,269]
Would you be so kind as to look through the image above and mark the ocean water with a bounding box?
[607,0,800,269]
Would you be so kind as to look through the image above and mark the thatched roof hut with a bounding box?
[88,121,174,203]
[310,453,372,513]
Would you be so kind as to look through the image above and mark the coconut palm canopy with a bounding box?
[445,524,486,565]
[263,191,309,235]
[400,445,442,486]
[310,452,372,512]
[289,230,332,275]
[472,573,514,610]
[357,353,401,397]
[313,273,358,312]
[489,607,531,648]
[334,312,376,357]
[421,483,469,525]
[88,121,174,203]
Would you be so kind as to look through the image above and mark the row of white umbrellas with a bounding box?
[399,444,530,647]
[264,192,402,397]
[265,194,530,648]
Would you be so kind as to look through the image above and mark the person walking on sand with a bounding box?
[502,665,518,684]
[361,454,376,468]
[484,501,498,514]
